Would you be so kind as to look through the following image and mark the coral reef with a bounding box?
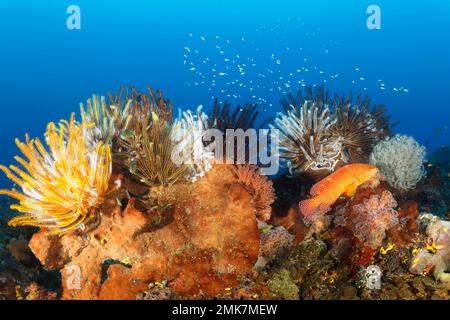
[230,165,275,221]
[351,190,399,249]
[239,230,449,300]
[269,174,310,243]
[0,204,60,300]
[0,84,448,301]
[255,225,294,270]
[410,216,450,283]
[328,226,377,267]
[137,281,173,300]
[370,134,426,191]
[276,239,339,299]
[27,165,261,299]
[320,185,401,268]
[267,269,299,300]
[20,282,57,300]
[387,200,419,245]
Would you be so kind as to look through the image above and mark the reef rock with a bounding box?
[325,184,399,267]
[28,165,261,299]
[255,225,294,271]
[387,200,419,246]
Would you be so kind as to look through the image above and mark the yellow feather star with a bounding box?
[0,114,112,234]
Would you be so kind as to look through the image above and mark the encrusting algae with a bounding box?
[0,114,112,234]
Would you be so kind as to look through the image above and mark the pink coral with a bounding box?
[231,165,275,221]
[351,190,399,249]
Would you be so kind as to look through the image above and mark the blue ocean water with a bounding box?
[0,0,449,187]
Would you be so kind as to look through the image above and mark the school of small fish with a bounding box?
[182,18,409,109]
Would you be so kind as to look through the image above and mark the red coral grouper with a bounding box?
[299,163,379,218]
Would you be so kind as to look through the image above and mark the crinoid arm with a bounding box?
[207,98,269,132]
[272,100,340,175]
[273,85,394,177]
[329,93,393,163]
[172,106,214,182]
[0,114,112,235]
[80,93,132,154]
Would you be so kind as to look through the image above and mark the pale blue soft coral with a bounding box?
[369,134,426,190]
